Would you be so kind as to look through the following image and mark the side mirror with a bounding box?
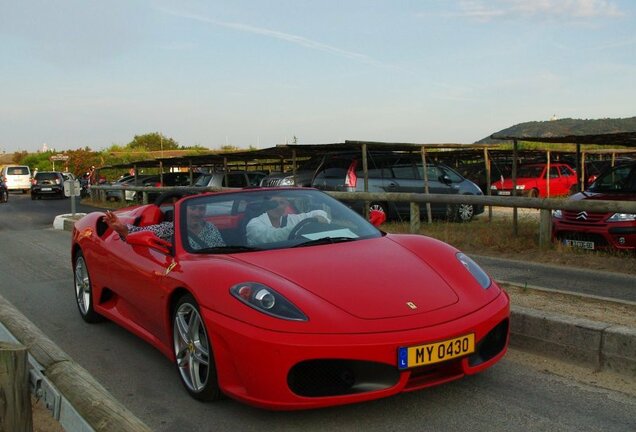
[369,209,386,227]
[126,231,172,254]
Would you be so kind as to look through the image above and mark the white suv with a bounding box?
[0,165,32,193]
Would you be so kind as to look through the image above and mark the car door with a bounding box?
[90,225,172,339]
[558,165,576,195]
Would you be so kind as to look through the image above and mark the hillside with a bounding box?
[477,116,636,144]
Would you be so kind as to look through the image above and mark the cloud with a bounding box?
[157,7,384,66]
[454,0,624,22]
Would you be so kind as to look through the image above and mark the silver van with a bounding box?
[311,152,484,222]
[1,165,32,193]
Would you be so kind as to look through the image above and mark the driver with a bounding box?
[245,196,329,245]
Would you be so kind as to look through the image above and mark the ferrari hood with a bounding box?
[233,238,459,319]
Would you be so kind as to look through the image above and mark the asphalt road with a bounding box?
[0,193,634,431]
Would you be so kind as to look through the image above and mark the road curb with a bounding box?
[508,302,636,378]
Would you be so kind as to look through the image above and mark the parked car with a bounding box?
[458,162,513,195]
[0,176,8,203]
[490,163,577,198]
[129,172,203,202]
[71,187,509,409]
[104,174,154,202]
[259,156,327,187]
[0,165,32,194]
[31,171,65,199]
[581,157,634,188]
[311,152,485,222]
[552,161,636,251]
[194,171,267,189]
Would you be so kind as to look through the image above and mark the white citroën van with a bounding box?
[0,165,32,193]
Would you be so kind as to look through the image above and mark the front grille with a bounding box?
[261,178,283,187]
[288,359,399,397]
[562,210,607,224]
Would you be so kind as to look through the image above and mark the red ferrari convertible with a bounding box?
[72,188,509,410]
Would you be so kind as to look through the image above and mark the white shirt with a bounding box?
[246,210,329,245]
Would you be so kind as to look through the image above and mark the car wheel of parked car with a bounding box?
[173,294,220,401]
[74,251,103,323]
[528,188,539,198]
[454,203,475,222]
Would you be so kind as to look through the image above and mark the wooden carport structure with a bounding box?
[490,130,636,235]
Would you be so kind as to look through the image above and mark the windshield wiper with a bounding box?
[292,237,357,248]
[193,245,263,254]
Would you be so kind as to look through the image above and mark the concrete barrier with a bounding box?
[510,305,636,377]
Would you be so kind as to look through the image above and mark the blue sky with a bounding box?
[1,0,635,153]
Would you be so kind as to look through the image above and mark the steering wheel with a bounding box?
[288,217,328,240]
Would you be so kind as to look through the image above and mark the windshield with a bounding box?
[179,189,382,253]
[588,164,636,193]
[517,165,545,178]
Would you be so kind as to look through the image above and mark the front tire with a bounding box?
[173,294,220,401]
[74,251,103,323]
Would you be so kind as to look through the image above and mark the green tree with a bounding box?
[127,132,179,152]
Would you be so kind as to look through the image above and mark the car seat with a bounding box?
[137,205,163,226]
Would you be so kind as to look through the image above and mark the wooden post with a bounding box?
[421,146,432,224]
[410,202,420,233]
[539,209,552,249]
[512,140,518,236]
[0,342,33,432]
[546,150,551,198]
[484,147,492,222]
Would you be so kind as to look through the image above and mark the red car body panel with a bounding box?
[492,163,577,197]
[71,189,509,410]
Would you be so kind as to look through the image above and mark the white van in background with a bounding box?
[0,165,32,193]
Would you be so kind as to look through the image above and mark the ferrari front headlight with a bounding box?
[456,252,491,289]
[230,282,307,321]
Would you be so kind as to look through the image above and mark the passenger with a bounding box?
[246,196,329,245]
[103,203,225,250]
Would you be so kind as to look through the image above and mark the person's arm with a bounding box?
[103,211,129,239]
[103,211,174,242]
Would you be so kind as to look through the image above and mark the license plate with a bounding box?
[563,239,595,250]
[398,334,475,370]
[42,187,52,191]
[498,191,511,196]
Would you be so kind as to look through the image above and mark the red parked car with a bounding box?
[71,188,509,410]
[490,163,577,198]
[553,161,636,251]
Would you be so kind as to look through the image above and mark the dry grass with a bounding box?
[382,211,636,276]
